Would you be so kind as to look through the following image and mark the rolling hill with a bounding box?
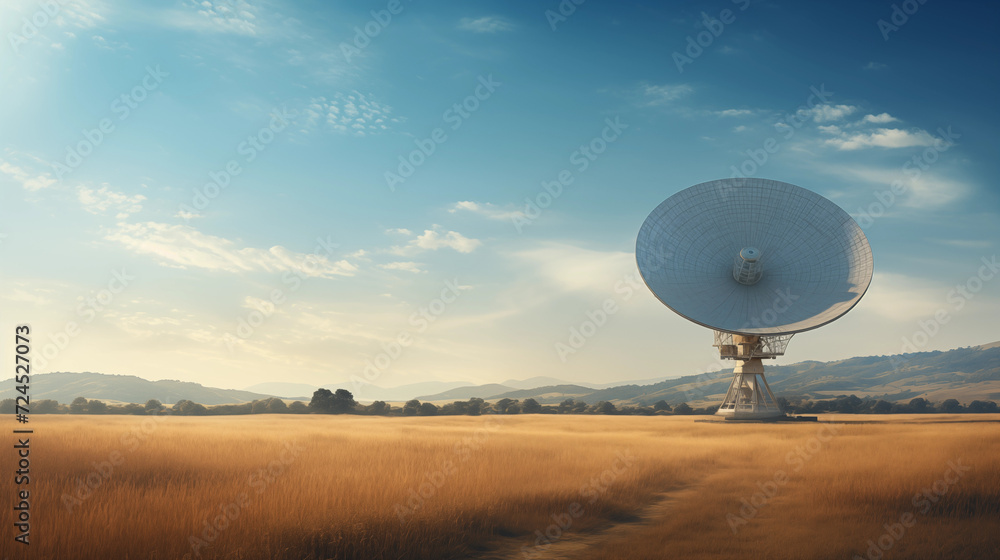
[1,372,275,405]
[5,342,998,407]
[414,343,1000,406]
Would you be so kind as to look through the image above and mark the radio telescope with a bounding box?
[636,178,873,420]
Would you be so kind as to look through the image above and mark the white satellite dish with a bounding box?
[636,178,873,419]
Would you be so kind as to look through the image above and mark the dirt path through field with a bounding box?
[475,486,694,560]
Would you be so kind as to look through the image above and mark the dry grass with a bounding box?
[2,414,998,559]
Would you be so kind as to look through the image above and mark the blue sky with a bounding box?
[1,0,998,393]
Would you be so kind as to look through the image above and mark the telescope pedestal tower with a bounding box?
[714,335,784,420]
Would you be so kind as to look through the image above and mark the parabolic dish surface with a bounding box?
[636,178,873,335]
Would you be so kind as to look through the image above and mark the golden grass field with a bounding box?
[3,414,999,560]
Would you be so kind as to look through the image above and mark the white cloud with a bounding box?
[387,226,482,255]
[826,128,938,150]
[302,92,401,135]
[379,261,425,274]
[4,288,53,305]
[642,84,693,106]
[861,113,899,124]
[715,109,753,117]
[817,164,970,209]
[458,16,514,33]
[449,201,524,221]
[733,125,748,133]
[414,229,481,253]
[511,243,635,294]
[864,61,888,71]
[186,0,258,35]
[797,104,858,123]
[92,35,131,51]
[175,209,202,220]
[78,184,146,219]
[101,298,221,343]
[0,160,56,191]
[54,0,106,29]
[817,125,842,135]
[104,222,358,278]
[857,272,948,321]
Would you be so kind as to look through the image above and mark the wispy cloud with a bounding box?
[864,61,888,71]
[0,160,57,191]
[175,209,202,221]
[857,272,949,321]
[641,84,693,106]
[825,128,938,150]
[797,103,858,123]
[449,201,524,221]
[379,261,425,274]
[818,164,970,208]
[92,34,131,51]
[184,0,258,35]
[302,92,401,136]
[715,109,754,117]
[861,112,899,124]
[3,285,54,306]
[104,222,358,278]
[78,184,146,219]
[54,0,107,29]
[458,16,514,33]
[388,226,482,255]
[511,243,635,294]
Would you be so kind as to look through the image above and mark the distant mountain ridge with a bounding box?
[0,372,274,405]
[413,342,1000,406]
[4,342,998,406]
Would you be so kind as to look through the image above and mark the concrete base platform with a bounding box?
[695,415,818,423]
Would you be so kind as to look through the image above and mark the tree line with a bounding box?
[2,391,997,416]
[778,395,1000,414]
